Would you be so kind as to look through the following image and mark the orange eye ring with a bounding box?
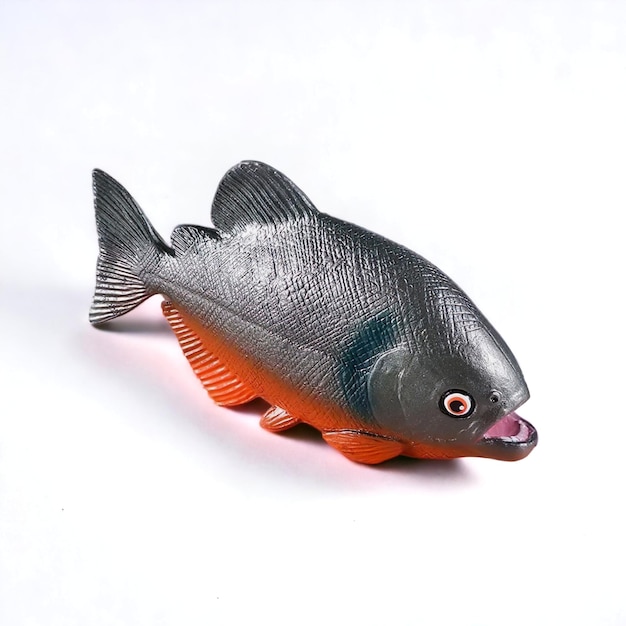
[440,390,475,418]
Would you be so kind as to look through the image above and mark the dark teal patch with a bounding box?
[339,312,399,422]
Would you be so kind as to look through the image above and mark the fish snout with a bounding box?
[475,412,538,461]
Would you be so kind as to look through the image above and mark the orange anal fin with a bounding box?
[322,430,404,464]
[162,301,257,407]
[260,406,301,433]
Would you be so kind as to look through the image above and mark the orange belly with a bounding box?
[162,299,361,433]
[162,300,469,463]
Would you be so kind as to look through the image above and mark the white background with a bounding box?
[1,1,625,624]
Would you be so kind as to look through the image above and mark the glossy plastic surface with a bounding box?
[90,162,537,463]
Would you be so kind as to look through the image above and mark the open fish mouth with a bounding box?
[476,412,538,461]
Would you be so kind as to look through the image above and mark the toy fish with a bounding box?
[90,161,537,464]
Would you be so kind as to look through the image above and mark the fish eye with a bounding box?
[440,390,475,418]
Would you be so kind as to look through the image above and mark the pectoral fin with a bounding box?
[260,406,301,432]
[162,301,257,406]
[322,430,404,464]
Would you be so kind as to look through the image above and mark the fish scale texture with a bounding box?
[90,161,535,461]
[153,215,435,423]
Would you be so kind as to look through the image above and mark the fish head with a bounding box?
[368,327,537,461]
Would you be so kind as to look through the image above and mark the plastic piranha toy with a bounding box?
[90,161,537,464]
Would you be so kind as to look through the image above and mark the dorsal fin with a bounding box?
[171,224,219,254]
[211,161,318,232]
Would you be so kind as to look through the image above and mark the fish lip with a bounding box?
[475,412,538,461]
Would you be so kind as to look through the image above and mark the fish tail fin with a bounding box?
[89,169,171,325]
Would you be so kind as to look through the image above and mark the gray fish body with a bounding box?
[91,161,537,462]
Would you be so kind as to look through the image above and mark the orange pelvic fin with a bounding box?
[162,301,257,406]
[322,430,404,464]
[260,406,301,432]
